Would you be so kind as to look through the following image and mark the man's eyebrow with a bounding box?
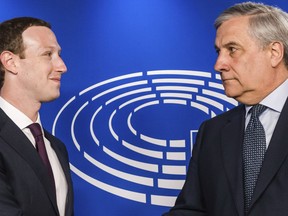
[223,41,240,48]
[215,41,240,50]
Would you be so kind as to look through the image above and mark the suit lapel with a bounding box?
[221,105,246,216]
[250,98,288,209]
[46,132,73,216]
[0,109,59,215]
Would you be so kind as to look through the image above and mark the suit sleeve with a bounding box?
[163,122,207,216]
[0,153,24,216]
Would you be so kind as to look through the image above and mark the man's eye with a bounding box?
[43,52,52,57]
[228,47,237,54]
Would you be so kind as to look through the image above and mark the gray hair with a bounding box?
[215,1,288,68]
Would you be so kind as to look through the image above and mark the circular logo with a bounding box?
[52,70,237,207]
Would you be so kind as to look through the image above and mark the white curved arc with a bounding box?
[70,163,146,203]
[208,81,224,90]
[215,73,221,80]
[196,95,224,111]
[134,100,159,113]
[162,165,186,175]
[211,110,217,118]
[122,140,163,159]
[152,78,204,86]
[79,72,143,95]
[92,80,148,101]
[202,89,238,106]
[160,92,192,99]
[103,146,158,173]
[150,195,177,207]
[90,106,103,146]
[190,101,209,114]
[105,87,152,105]
[169,140,185,148]
[52,96,76,135]
[127,112,137,136]
[84,152,154,186]
[147,70,211,78]
[163,99,187,105]
[119,94,156,109]
[71,101,89,151]
[109,109,118,141]
[157,179,185,189]
[140,134,166,147]
[156,86,198,93]
[166,152,186,161]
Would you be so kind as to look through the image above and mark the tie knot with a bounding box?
[28,123,43,138]
[250,104,267,118]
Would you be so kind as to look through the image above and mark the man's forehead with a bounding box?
[215,17,250,45]
[22,26,60,50]
[22,25,52,36]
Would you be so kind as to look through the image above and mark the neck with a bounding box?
[0,92,41,122]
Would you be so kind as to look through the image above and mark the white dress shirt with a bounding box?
[0,97,68,216]
[245,79,288,149]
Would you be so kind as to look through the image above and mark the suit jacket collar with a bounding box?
[45,131,74,216]
[249,98,288,212]
[221,98,288,215]
[221,104,246,216]
[0,108,60,215]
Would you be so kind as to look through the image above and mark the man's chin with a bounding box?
[224,90,235,98]
[223,89,241,101]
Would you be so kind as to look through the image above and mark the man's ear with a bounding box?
[270,41,284,68]
[0,51,18,75]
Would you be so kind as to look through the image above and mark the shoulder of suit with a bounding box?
[208,104,244,122]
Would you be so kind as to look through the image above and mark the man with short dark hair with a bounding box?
[0,17,74,216]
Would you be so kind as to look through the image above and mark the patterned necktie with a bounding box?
[28,123,55,193]
[243,104,267,213]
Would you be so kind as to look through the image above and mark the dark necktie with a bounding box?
[243,104,267,213]
[28,123,55,192]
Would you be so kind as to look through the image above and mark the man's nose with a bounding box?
[55,56,67,74]
[214,53,229,73]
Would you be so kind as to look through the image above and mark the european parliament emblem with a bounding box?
[52,70,237,207]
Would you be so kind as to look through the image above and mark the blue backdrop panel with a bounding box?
[1,1,287,215]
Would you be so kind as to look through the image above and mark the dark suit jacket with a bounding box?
[0,109,74,216]
[164,99,288,216]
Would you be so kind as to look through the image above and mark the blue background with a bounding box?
[1,1,287,215]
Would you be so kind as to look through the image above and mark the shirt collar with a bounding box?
[0,97,41,130]
[245,79,288,115]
